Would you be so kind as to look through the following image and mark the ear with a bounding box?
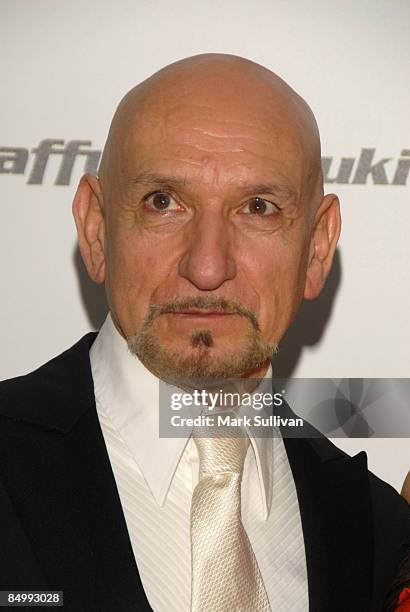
[72,173,106,284]
[304,193,341,300]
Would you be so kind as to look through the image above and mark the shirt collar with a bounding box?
[90,312,274,516]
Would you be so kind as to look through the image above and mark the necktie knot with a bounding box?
[192,424,250,478]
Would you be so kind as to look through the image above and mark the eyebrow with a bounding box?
[130,171,298,200]
[130,171,188,189]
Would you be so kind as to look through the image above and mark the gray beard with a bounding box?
[126,296,278,383]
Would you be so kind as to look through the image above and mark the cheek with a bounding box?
[105,228,171,313]
[246,241,308,335]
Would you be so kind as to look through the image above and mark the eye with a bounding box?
[144,191,181,212]
[240,197,279,216]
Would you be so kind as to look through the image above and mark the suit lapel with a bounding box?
[278,399,373,611]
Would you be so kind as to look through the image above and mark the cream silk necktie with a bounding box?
[190,426,272,612]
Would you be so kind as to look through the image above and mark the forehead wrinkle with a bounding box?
[140,130,302,165]
[158,97,310,148]
[128,141,303,195]
[161,111,259,133]
[164,106,294,132]
[137,87,306,142]
[142,110,307,180]
[161,111,303,147]
[168,129,282,152]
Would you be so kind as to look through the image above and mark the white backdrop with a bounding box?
[1,0,409,491]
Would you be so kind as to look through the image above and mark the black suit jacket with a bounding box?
[0,333,408,611]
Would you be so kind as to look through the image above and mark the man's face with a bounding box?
[99,81,317,380]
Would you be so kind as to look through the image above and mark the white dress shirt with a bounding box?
[90,313,309,611]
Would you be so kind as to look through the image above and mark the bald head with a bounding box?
[99,53,323,210]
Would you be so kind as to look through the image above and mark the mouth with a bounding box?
[171,311,235,318]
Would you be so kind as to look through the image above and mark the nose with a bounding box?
[178,211,236,290]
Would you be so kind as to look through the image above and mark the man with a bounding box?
[0,54,408,611]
